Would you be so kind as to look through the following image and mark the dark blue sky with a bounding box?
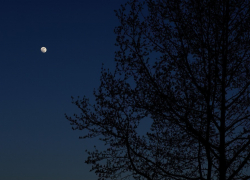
[0,0,124,179]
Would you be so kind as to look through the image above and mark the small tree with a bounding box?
[65,0,250,179]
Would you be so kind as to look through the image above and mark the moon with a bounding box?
[41,47,47,53]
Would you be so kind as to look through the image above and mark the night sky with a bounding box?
[0,0,124,179]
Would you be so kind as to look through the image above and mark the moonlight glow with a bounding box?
[41,47,47,53]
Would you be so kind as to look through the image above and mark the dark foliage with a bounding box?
[65,0,250,179]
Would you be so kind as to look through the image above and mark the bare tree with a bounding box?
[65,0,250,179]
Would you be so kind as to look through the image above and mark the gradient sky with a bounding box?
[2,0,248,180]
[0,0,125,179]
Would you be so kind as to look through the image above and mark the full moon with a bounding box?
[41,47,47,53]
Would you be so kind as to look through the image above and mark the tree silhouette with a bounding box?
[65,0,250,179]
